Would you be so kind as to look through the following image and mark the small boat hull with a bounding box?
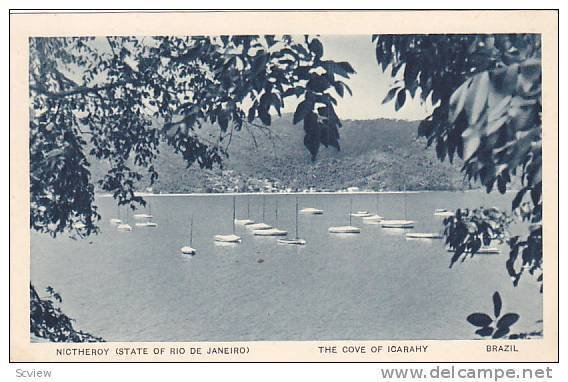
[117,224,132,231]
[328,226,361,234]
[300,208,324,215]
[381,220,415,228]
[214,234,241,243]
[180,246,195,255]
[234,219,255,225]
[247,223,273,230]
[277,238,306,245]
[135,222,158,227]
[133,213,153,219]
[434,211,455,217]
[254,228,288,236]
[406,233,443,239]
[362,214,383,222]
[350,211,372,218]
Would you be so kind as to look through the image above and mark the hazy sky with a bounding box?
[316,35,430,121]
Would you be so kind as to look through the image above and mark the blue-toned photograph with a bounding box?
[29,33,543,343]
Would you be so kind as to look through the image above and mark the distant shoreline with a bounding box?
[95,189,518,198]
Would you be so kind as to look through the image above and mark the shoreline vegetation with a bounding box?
[96,189,521,198]
[91,117,482,195]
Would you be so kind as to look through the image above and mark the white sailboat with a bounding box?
[117,206,132,231]
[434,208,455,217]
[406,232,443,239]
[254,199,287,236]
[381,183,414,229]
[181,215,196,255]
[350,211,372,218]
[363,193,383,223]
[235,195,255,225]
[215,196,241,243]
[135,203,158,227]
[278,197,306,245]
[109,204,122,225]
[329,198,361,234]
[133,202,153,219]
[247,194,272,230]
[348,194,372,217]
[299,207,324,215]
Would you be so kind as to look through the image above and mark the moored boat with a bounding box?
[381,220,415,228]
[214,234,242,243]
[434,210,455,217]
[299,207,324,215]
[362,214,383,222]
[350,211,372,218]
[254,228,288,236]
[214,196,241,243]
[406,232,443,239]
[328,226,361,234]
[247,222,273,230]
[234,219,255,225]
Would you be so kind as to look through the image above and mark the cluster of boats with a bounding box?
[109,204,157,232]
[107,193,501,256]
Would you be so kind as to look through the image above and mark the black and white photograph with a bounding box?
[9,10,558,363]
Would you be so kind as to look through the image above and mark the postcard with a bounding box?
[9,10,558,362]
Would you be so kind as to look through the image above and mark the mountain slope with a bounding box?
[136,116,469,193]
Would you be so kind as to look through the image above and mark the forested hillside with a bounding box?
[90,116,470,193]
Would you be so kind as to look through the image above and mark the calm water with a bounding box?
[31,191,543,342]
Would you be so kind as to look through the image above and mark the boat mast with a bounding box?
[403,182,407,220]
[262,195,266,222]
[349,197,353,226]
[232,196,236,234]
[275,199,279,226]
[190,214,194,246]
[295,197,299,239]
[247,195,250,218]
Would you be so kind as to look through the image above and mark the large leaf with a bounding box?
[448,78,470,123]
[461,126,481,161]
[464,71,490,125]
[303,112,320,160]
[334,61,355,78]
[492,327,510,339]
[475,326,494,337]
[382,87,399,104]
[308,38,323,58]
[395,89,406,111]
[466,313,493,327]
[307,74,330,93]
[492,291,502,317]
[496,313,519,329]
[293,100,312,124]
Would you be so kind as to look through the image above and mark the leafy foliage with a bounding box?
[467,292,520,339]
[30,284,104,342]
[30,35,354,237]
[373,34,542,287]
[444,207,512,268]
